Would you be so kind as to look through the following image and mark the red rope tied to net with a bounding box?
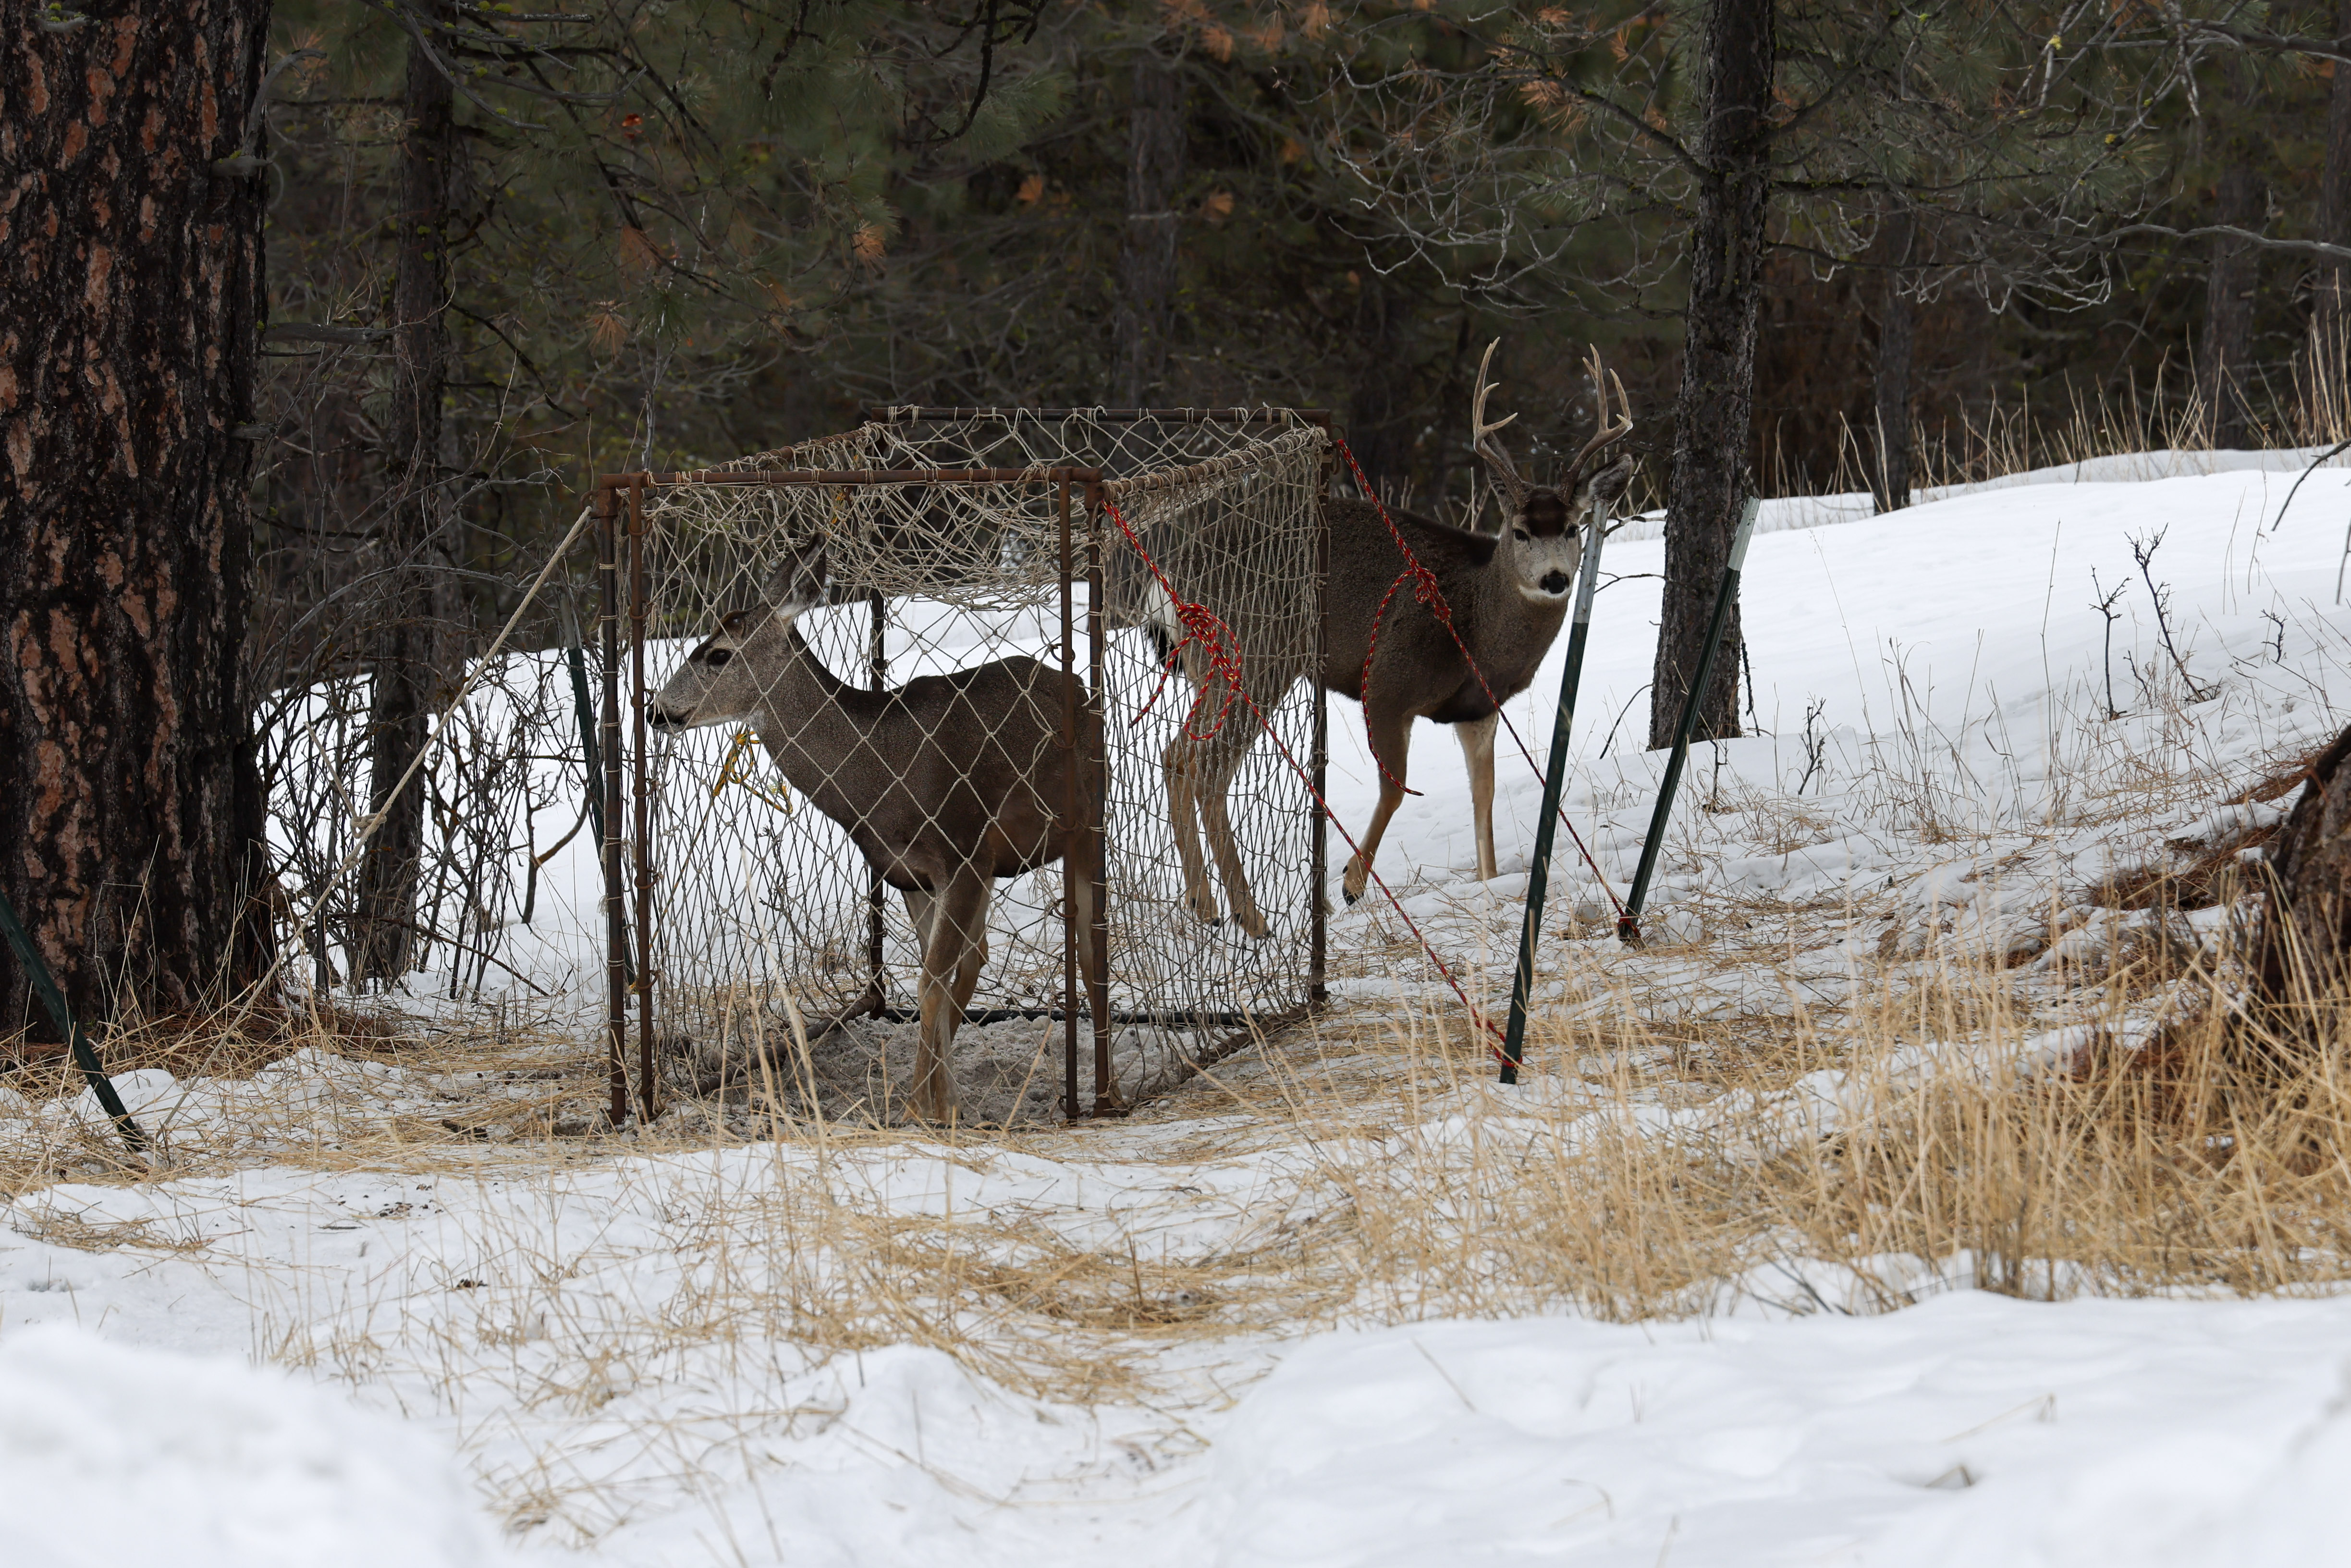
[1100,492,1249,742]
[1356,563,1446,797]
[1331,437,1630,925]
[1099,490,1513,1063]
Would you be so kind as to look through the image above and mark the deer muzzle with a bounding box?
[646,699,701,732]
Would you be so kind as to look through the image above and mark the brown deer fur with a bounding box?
[649,541,1102,1122]
[1155,344,1633,926]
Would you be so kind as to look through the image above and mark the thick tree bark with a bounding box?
[2238,722,2351,1071]
[2318,0,2351,365]
[2200,159,2264,450]
[353,14,455,983]
[1649,0,1774,749]
[0,0,274,1042]
[1112,49,1185,407]
[1871,208,1916,514]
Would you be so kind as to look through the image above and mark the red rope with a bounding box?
[1100,500,1248,743]
[1358,566,1431,796]
[1101,492,1510,1062]
[1332,438,1629,923]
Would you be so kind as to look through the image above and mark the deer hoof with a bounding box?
[1233,907,1271,940]
[906,1093,961,1125]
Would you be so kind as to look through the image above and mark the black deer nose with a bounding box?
[1540,571,1570,595]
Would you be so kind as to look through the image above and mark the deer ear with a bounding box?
[1581,454,1635,507]
[758,542,829,614]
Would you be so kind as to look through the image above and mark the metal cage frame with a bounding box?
[589,408,1333,1125]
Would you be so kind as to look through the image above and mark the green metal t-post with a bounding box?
[561,601,631,989]
[565,641,607,853]
[0,888,147,1154]
[1500,505,1612,1083]
[1619,495,1759,945]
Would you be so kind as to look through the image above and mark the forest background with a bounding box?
[7,0,2351,1029]
[247,0,2351,741]
[249,0,2351,597]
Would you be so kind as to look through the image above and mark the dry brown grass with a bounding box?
[6,882,2346,1513]
[1198,933,2351,1327]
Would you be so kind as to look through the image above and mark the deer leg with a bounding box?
[1162,728,1223,927]
[1197,734,1270,939]
[909,866,988,1124]
[1343,705,1415,904]
[949,908,990,1017]
[1065,808,1099,987]
[900,886,934,952]
[1458,712,1500,882]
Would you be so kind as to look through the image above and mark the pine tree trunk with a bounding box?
[1345,277,1418,503]
[2318,0,2351,380]
[2201,160,2263,450]
[1871,208,1915,514]
[1112,49,1185,407]
[1649,0,1774,749]
[353,15,454,983]
[0,0,274,1042]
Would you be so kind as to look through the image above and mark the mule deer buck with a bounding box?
[1153,344,1633,930]
[649,539,1102,1123]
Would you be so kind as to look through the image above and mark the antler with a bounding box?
[1470,338,1529,509]
[1567,344,1634,478]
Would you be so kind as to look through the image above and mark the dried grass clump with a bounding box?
[1255,946,2351,1326]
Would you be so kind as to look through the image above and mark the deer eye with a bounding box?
[1511,527,1530,542]
[703,647,733,667]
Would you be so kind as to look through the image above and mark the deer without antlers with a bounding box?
[649,539,1102,1123]
[1152,343,1633,931]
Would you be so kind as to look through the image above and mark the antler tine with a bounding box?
[1470,338,1528,504]
[1566,346,1634,476]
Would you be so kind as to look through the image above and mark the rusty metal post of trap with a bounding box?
[1057,479,1080,1121]
[596,483,630,1127]
[1310,434,1333,1011]
[1085,481,1116,1116]
[628,478,659,1122]
[866,587,888,1023]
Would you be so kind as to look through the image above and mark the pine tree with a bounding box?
[1,0,276,1041]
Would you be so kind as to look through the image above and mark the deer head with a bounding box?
[1472,340,1636,603]
[648,539,829,732]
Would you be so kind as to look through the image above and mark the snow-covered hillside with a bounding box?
[7,454,2351,1567]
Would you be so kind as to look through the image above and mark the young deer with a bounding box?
[649,540,1102,1123]
[1155,344,1632,928]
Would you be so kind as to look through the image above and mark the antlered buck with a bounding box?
[1153,344,1633,931]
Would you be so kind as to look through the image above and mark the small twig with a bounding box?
[2129,526,2216,701]
[2266,435,2351,539]
[1598,684,1650,759]
[2089,569,2127,720]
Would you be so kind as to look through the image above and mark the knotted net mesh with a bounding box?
[636,411,1327,1121]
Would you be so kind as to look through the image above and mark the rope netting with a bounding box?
[637,411,1325,1120]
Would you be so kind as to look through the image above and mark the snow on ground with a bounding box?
[11,1156,2351,1567]
[0,1323,510,1567]
[10,455,2351,1564]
